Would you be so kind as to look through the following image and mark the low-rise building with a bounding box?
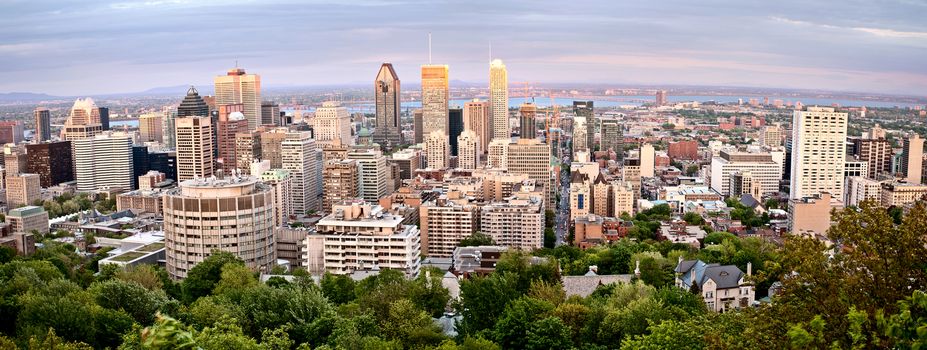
[675,259,755,312]
[880,182,927,207]
[7,206,49,234]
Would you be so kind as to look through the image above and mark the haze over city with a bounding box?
[2,0,926,96]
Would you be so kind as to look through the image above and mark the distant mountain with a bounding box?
[0,92,62,102]
[138,85,213,96]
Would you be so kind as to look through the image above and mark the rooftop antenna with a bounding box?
[428,32,432,64]
[235,59,238,68]
[489,41,492,63]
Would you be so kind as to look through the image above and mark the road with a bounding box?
[555,154,571,246]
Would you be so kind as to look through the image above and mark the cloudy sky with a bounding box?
[2,0,926,96]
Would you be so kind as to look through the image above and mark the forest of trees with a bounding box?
[0,200,924,349]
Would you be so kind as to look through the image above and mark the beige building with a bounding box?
[322,159,359,212]
[489,59,509,140]
[592,176,611,217]
[421,65,449,138]
[259,128,289,169]
[260,169,292,227]
[902,134,924,184]
[3,144,27,176]
[419,193,479,258]
[61,98,103,141]
[139,113,164,143]
[163,176,276,279]
[760,125,782,147]
[347,147,389,203]
[788,193,840,237]
[881,182,927,207]
[215,67,262,130]
[116,189,165,215]
[487,138,509,169]
[235,132,261,175]
[640,144,655,178]
[464,99,491,152]
[425,130,450,169]
[457,130,480,170]
[6,174,40,208]
[507,138,553,208]
[7,206,49,234]
[790,107,848,200]
[845,176,883,207]
[175,116,215,181]
[710,150,781,197]
[314,202,421,276]
[573,116,589,152]
[613,181,635,217]
[570,173,591,221]
[480,191,544,251]
[312,101,353,146]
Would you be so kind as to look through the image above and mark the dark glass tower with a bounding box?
[449,108,463,156]
[34,107,51,142]
[374,63,403,150]
[177,86,209,117]
[25,141,73,187]
[574,101,595,151]
[97,107,110,130]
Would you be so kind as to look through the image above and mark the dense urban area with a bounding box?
[0,58,925,350]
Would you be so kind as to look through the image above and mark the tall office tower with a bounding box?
[655,90,668,106]
[507,138,553,208]
[26,141,74,187]
[489,59,510,140]
[790,107,848,200]
[572,117,589,152]
[856,138,893,178]
[33,107,51,143]
[163,176,276,279]
[390,148,421,180]
[760,125,783,147]
[457,130,480,170]
[347,147,389,203]
[420,195,480,257]
[282,131,319,215]
[599,119,622,153]
[322,159,359,211]
[412,109,424,144]
[574,101,595,151]
[259,128,288,168]
[374,63,403,149]
[519,103,537,140]
[216,105,248,175]
[315,202,422,276]
[464,99,491,152]
[425,131,449,169]
[138,113,164,143]
[175,116,214,181]
[902,134,924,184]
[62,98,103,141]
[214,67,262,130]
[640,144,655,177]
[174,86,210,148]
[312,101,353,146]
[711,150,782,196]
[0,121,23,145]
[260,169,291,227]
[149,151,177,181]
[3,145,27,175]
[235,132,261,175]
[96,107,110,130]
[73,133,133,192]
[449,107,463,156]
[6,174,41,208]
[131,146,150,188]
[260,101,280,126]
[421,65,449,138]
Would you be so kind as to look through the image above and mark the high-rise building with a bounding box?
[640,144,655,178]
[149,151,177,182]
[420,194,479,258]
[574,101,595,151]
[449,107,463,156]
[425,130,449,169]
[391,148,422,180]
[214,67,262,130]
[0,121,24,145]
[315,202,421,276]
[519,103,537,140]
[856,138,893,178]
[489,59,510,140]
[33,107,51,143]
[163,176,276,279]
[573,116,589,152]
[457,130,480,170]
[235,132,261,175]
[73,132,134,192]
[62,98,103,141]
[374,63,403,149]
[260,169,291,227]
[312,101,353,146]
[655,90,668,106]
[3,144,27,176]
[902,134,924,184]
[599,119,622,153]
[26,141,73,187]
[464,99,491,152]
[421,65,449,138]
[6,174,41,208]
[175,116,214,181]
[760,125,783,148]
[507,138,553,208]
[281,131,319,215]
[138,113,164,143]
[322,159,359,211]
[487,138,509,169]
[412,109,424,144]
[790,107,848,200]
[177,86,210,118]
[481,193,544,251]
[260,101,280,126]
[260,128,289,169]
[348,147,389,203]
[216,104,248,175]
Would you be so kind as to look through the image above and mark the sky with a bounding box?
[1,0,926,96]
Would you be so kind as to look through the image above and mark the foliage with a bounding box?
[459,232,495,247]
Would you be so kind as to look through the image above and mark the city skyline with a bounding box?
[1,1,926,96]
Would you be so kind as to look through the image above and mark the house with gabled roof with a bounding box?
[674,257,755,312]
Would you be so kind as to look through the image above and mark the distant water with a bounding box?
[109,120,139,128]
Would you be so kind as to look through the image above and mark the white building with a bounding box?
[640,144,655,178]
[260,169,292,227]
[347,147,389,203]
[487,138,509,169]
[489,59,510,140]
[425,130,450,169]
[419,193,480,258]
[790,107,848,200]
[311,101,353,146]
[282,131,319,215]
[845,176,883,207]
[73,132,134,193]
[175,116,215,181]
[457,129,480,170]
[480,193,544,251]
[710,150,781,197]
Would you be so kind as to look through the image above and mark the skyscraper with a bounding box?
[216,104,248,175]
[175,116,215,181]
[33,107,50,143]
[322,159,359,211]
[138,113,164,143]
[6,174,41,208]
[599,119,622,154]
[174,86,210,149]
[902,134,924,184]
[374,63,402,149]
[425,130,450,169]
[421,65,449,138]
[26,141,74,187]
[0,121,24,145]
[507,139,553,208]
[574,101,595,151]
[282,131,319,214]
[235,132,261,175]
[790,107,848,200]
[312,101,353,146]
[519,103,537,140]
[347,147,389,203]
[260,101,280,126]
[457,130,480,170]
[449,107,463,156]
[489,59,509,140]
[464,99,491,152]
[73,132,134,192]
[215,67,262,130]
[413,109,423,144]
[62,98,103,141]
[655,90,668,106]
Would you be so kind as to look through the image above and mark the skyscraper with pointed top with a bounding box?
[214,67,262,130]
[172,86,210,149]
[489,59,509,141]
[374,63,402,150]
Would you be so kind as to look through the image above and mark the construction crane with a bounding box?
[510,81,538,104]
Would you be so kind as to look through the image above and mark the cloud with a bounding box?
[770,16,927,41]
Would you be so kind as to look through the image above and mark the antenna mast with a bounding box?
[428,32,432,64]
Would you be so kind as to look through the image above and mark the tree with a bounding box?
[213,263,258,296]
[0,246,14,264]
[320,273,356,305]
[181,251,244,303]
[492,297,554,348]
[525,317,573,350]
[88,279,169,324]
[457,273,520,336]
[459,232,495,247]
[381,299,444,345]
[543,228,556,249]
[682,212,705,226]
[545,210,556,228]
